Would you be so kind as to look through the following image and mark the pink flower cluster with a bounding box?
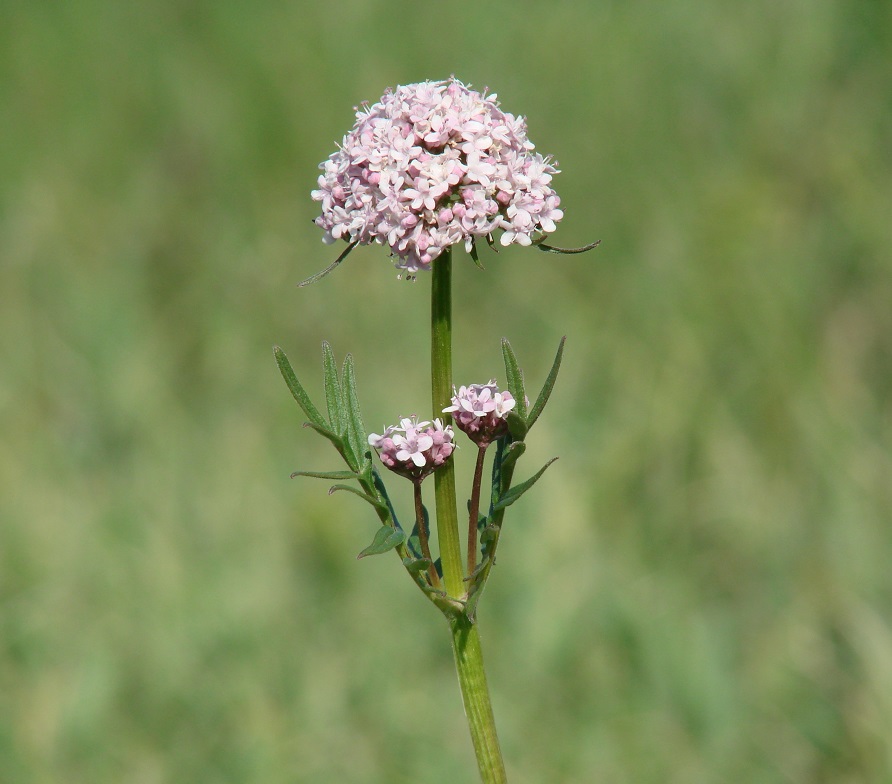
[368,416,455,480]
[312,78,564,274]
[443,381,516,446]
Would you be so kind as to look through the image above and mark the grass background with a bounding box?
[2,0,891,781]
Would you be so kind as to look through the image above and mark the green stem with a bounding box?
[431,248,464,600]
[451,614,508,783]
[432,249,507,782]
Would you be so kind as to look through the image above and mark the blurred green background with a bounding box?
[2,0,891,781]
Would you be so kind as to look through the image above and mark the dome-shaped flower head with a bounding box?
[312,78,564,275]
[368,416,456,480]
[443,381,516,447]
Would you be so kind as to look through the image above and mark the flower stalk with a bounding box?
[412,478,440,590]
[467,445,487,577]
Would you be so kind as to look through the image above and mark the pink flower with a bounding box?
[312,78,563,275]
[443,381,516,446]
[368,416,456,480]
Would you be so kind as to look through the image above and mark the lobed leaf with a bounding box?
[273,346,327,428]
[527,336,566,430]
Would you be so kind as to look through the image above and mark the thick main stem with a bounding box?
[431,250,507,782]
[431,249,464,600]
[451,614,508,784]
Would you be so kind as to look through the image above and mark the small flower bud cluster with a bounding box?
[368,416,455,480]
[443,381,516,446]
[312,77,563,274]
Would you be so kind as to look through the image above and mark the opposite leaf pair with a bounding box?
[274,335,566,621]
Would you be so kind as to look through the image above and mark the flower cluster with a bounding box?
[444,381,516,446]
[312,77,563,274]
[368,416,456,480]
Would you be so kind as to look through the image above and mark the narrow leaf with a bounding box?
[468,240,485,270]
[493,457,559,511]
[297,239,359,287]
[480,524,499,548]
[290,470,359,480]
[500,441,526,474]
[527,336,566,430]
[501,338,527,420]
[273,346,326,427]
[303,421,344,451]
[321,342,346,436]
[328,484,387,511]
[342,354,369,469]
[535,239,601,254]
[372,469,402,531]
[489,436,509,503]
[463,559,488,583]
[357,526,405,559]
[505,410,528,441]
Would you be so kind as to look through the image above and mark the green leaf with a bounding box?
[468,240,485,270]
[501,338,527,420]
[273,346,326,427]
[505,411,528,441]
[328,484,387,511]
[500,441,526,474]
[534,239,601,255]
[371,469,402,531]
[402,557,431,575]
[321,342,346,437]
[480,524,499,558]
[290,470,359,480]
[466,583,486,623]
[342,354,369,470]
[527,336,566,430]
[303,421,344,451]
[464,558,488,583]
[297,239,359,287]
[493,458,559,511]
[480,526,498,542]
[357,526,405,559]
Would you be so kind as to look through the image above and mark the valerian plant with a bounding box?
[274,77,598,783]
